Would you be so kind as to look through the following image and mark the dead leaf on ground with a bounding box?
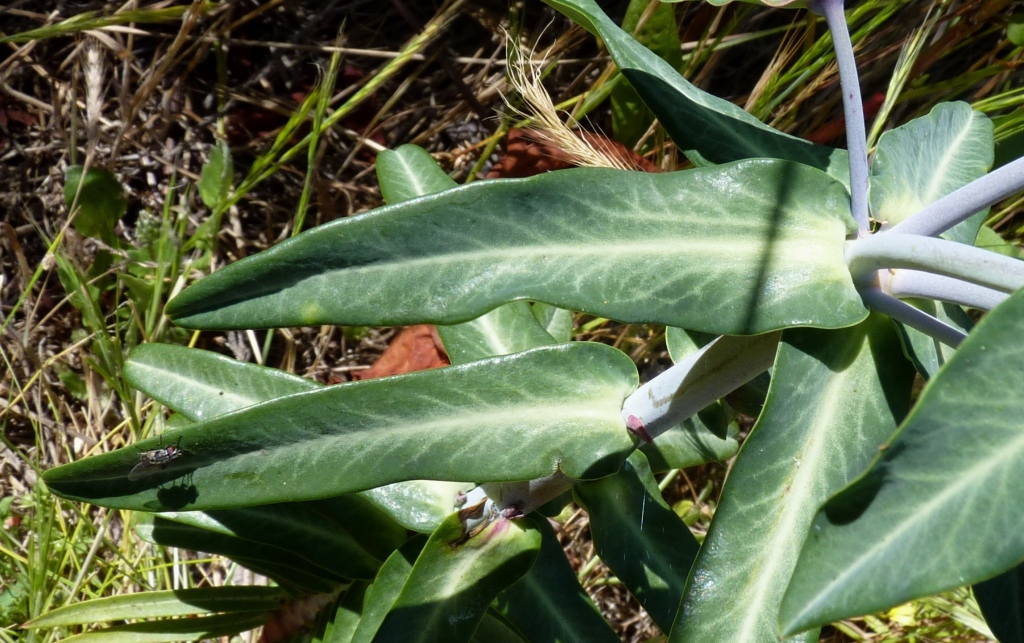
[353,324,449,380]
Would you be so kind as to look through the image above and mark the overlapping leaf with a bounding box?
[166,160,862,336]
[495,518,618,642]
[576,450,700,633]
[372,514,541,643]
[126,343,466,532]
[674,317,914,642]
[45,343,638,511]
[870,102,993,245]
[542,0,847,185]
[779,288,1024,635]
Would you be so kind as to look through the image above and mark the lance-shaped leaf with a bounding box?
[472,610,530,643]
[44,343,638,511]
[373,513,541,642]
[674,316,914,643]
[141,501,387,580]
[779,288,1024,636]
[376,144,562,364]
[438,301,558,364]
[23,587,286,629]
[974,564,1024,643]
[351,536,426,643]
[52,612,270,643]
[136,514,345,593]
[319,581,368,643]
[125,343,319,421]
[126,343,464,532]
[576,450,701,633]
[166,161,863,336]
[870,102,993,246]
[609,0,681,149]
[532,302,573,343]
[496,517,618,643]
[542,0,848,185]
[377,143,457,204]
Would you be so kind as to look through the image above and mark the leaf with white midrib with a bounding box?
[672,317,913,643]
[779,287,1024,635]
[166,161,862,336]
[45,343,639,511]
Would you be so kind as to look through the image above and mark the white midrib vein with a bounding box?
[922,115,974,204]
[788,417,1024,629]
[331,235,840,275]
[131,363,293,419]
[475,313,518,354]
[419,529,522,632]
[731,369,852,641]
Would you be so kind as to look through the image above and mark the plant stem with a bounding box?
[620,333,780,442]
[888,270,1008,311]
[887,155,1024,237]
[858,286,965,347]
[813,0,870,232]
[480,471,575,516]
[847,233,1024,294]
[477,334,782,517]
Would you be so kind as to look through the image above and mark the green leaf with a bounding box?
[610,0,682,149]
[136,515,346,592]
[142,500,390,581]
[376,144,561,365]
[676,317,914,642]
[472,610,530,643]
[45,343,638,511]
[640,411,738,473]
[438,302,558,365]
[976,224,1024,259]
[126,343,467,533]
[377,144,456,203]
[542,0,848,185]
[320,582,369,643]
[496,518,618,643]
[892,299,973,379]
[974,563,1024,643]
[198,139,233,210]
[64,165,127,244]
[358,481,471,534]
[531,303,573,343]
[576,450,700,632]
[351,537,426,643]
[1007,13,1024,46]
[54,611,269,643]
[24,587,285,628]
[126,343,319,422]
[870,102,994,245]
[372,513,541,643]
[779,288,1024,635]
[166,161,862,336]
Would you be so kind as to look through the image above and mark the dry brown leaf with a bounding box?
[352,324,449,380]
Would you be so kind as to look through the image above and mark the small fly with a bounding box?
[128,436,185,481]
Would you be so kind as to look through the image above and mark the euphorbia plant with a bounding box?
[37,0,1024,641]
